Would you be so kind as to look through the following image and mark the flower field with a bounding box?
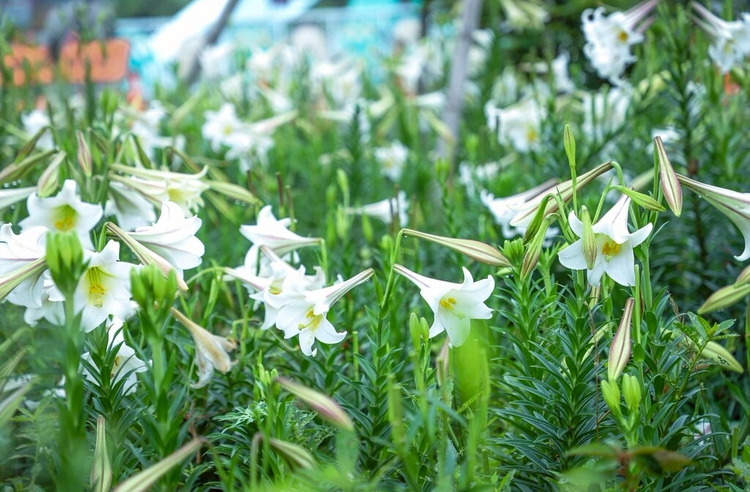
[2,1,750,490]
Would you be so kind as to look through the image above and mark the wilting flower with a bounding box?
[81,317,148,395]
[275,269,374,356]
[581,0,658,85]
[677,175,750,261]
[127,201,204,276]
[171,307,236,388]
[558,195,653,286]
[346,191,409,226]
[75,241,137,332]
[393,265,494,347]
[240,205,321,256]
[20,179,103,250]
[374,141,409,181]
[692,2,750,73]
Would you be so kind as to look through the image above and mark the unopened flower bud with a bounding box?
[600,379,622,420]
[402,228,509,267]
[699,341,744,373]
[276,377,354,431]
[612,185,665,212]
[408,312,429,353]
[698,282,750,314]
[387,380,406,449]
[90,415,112,492]
[268,438,316,470]
[608,298,635,381]
[521,218,550,278]
[655,136,682,217]
[45,231,85,296]
[36,152,65,198]
[77,130,92,178]
[580,206,597,270]
[621,373,642,412]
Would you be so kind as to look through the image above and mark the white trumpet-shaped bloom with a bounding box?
[346,191,409,226]
[393,265,495,347]
[0,224,48,309]
[692,2,750,74]
[240,205,320,256]
[275,269,374,356]
[558,195,652,286]
[20,180,103,250]
[128,201,204,276]
[74,241,137,332]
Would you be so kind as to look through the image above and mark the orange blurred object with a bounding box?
[2,39,130,86]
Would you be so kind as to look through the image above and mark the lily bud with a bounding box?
[511,161,613,229]
[621,373,642,412]
[45,232,85,296]
[77,130,92,178]
[408,312,429,353]
[268,438,316,470]
[401,228,510,267]
[608,298,635,381]
[0,150,56,185]
[521,218,550,278]
[564,124,576,171]
[699,341,743,373]
[36,152,65,198]
[206,180,259,205]
[276,377,354,431]
[106,222,189,292]
[90,416,112,492]
[435,339,450,387]
[655,136,682,217]
[0,257,47,302]
[600,379,622,420]
[698,282,750,314]
[611,185,665,212]
[387,380,405,449]
[580,206,597,270]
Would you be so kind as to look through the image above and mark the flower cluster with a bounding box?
[226,206,373,356]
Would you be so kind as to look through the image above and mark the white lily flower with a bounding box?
[558,195,653,286]
[485,98,546,153]
[109,165,209,215]
[677,174,750,261]
[0,187,36,214]
[692,2,750,74]
[22,270,65,326]
[581,0,658,85]
[20,179,103,250]
[0,224,47,308]
[374,141,409,181]
[81,317,148,395]
[393,264,495,348]
[275,268,374,356]
[21,110,54,150]
[75,241,138,332]
[202,103,246,153]
[346,191,409,226]
[105,181,157,231]
[480,179,557,238]
[127,201,204,276]
[240,205,321,256]
[171,307,236,388]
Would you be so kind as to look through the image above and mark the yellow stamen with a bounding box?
[86,267,108,308]
[617,30,629,43]
[53,205,77,232]
[298,308,323,332]
[601,239,621,260]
